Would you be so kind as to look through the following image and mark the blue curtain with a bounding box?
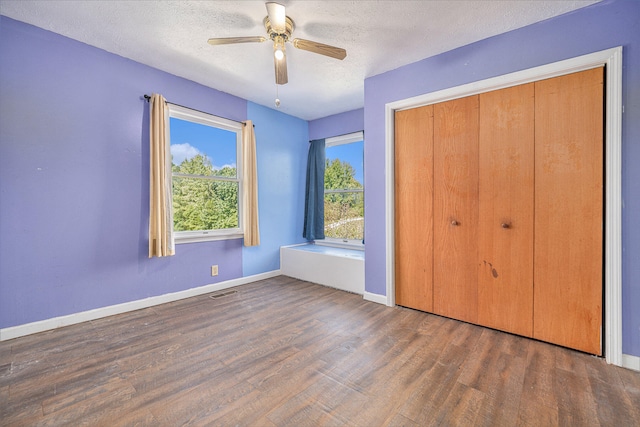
[303,139,326,240]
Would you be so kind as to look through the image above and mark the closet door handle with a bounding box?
[451,220,459,226]
[501,222,510,229]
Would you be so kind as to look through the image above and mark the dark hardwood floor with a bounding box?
[1,276,639,426]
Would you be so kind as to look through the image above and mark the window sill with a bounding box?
[175,231,244,244]
[314,239,364,251]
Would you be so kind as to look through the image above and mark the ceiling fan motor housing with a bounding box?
[264,16,294,42]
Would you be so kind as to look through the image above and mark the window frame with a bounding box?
[318,131,365,249]
[168,104,244,244]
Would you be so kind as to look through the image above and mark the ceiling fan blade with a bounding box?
[292,38,347,60]
[207,36,266,45]
[275,53,288,85]
[266,2,286,34]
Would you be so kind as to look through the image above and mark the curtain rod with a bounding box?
[143,94,251,127]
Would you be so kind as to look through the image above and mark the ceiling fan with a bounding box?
[207,2,347,85]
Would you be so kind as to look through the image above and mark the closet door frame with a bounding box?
[384,47,623,367]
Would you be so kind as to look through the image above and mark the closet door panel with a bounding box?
[478,84,535,337]
[395,106,434,312]
[534,67,604,355]
[433,95,479,324]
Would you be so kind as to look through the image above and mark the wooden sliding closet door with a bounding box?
[395,106,434,312]
[534,67,604,355]
[478,84,535,337]
[433,95,479,324]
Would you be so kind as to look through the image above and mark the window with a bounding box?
[168,104,243,243]
[322,131,364,246]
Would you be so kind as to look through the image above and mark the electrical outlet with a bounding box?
[211,265,218,276]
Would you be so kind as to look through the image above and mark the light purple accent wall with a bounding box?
[308,108,364,140]
[0,17,248,328]
[363,0,640,356]
[243,102,309,275]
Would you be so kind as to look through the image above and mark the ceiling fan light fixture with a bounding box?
[273,35,285,60]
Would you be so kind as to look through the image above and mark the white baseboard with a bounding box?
[363,291,388,306]
[622,354,640,372]
[0,270,281,341]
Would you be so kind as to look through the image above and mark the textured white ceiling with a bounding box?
[0,0,599,120]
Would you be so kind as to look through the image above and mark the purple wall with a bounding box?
[363,0,640,356]
[0,16,300,329]
[308,108,364,140]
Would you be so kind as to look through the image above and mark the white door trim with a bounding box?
[384,47,623,366]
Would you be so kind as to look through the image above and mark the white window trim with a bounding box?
[326,131,364,147]
[321,131,365,249]
[384,47,623,367]
[168,104,244,244]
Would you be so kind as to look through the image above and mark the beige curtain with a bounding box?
[148,94,175,257]
[242,120,260,246]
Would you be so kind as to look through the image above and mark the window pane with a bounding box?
[324,192,364,240]
[170,117,237,178]
[172,177,239,232]
[325,140,364,190]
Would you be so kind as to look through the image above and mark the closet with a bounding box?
[394,67,603,355]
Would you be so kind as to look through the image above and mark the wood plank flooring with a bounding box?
[1,276,639,426]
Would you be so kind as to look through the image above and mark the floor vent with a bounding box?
[209,290,238,299]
